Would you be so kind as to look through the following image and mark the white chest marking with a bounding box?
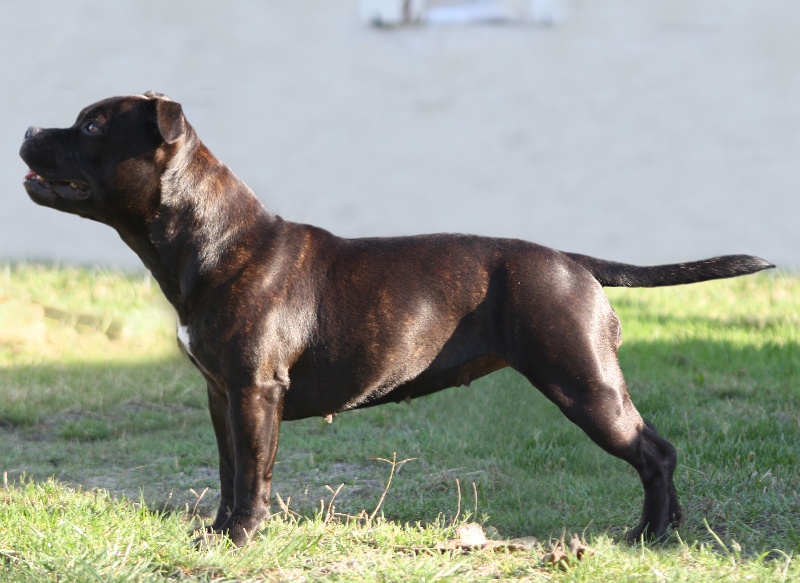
[177,324,194,358]
[177,323,214,378]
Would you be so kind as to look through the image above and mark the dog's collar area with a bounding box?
[24,169,91,201]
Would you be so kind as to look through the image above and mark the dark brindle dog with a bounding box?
[20,92,773,547]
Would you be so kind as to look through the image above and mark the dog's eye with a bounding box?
[82,121,102,135]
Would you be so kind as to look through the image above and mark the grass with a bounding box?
[1,262,798,581]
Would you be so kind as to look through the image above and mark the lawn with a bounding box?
[1,263,798,581]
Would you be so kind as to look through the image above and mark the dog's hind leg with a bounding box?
[524,361,681,541]
[510,281,681,541]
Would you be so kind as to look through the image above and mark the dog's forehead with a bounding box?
[77,94,153,121]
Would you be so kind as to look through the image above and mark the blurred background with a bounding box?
[1,0,798,269]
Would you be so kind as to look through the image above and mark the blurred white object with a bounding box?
[427,0,513,24]
[528,0,567,25]
[359,0,567,26]
[359,0,426,26]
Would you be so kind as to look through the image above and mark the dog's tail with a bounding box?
[565,253,774,288]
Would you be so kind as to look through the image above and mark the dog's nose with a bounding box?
[25,126,42,140]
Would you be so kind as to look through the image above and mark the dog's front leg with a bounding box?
[216,381,286,547]
[205,379,235,531]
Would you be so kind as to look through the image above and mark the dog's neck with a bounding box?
[124,134,277,320]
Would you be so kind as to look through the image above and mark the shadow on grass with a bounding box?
[1,333,798,553]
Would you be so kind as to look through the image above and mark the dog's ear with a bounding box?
[153,98,185,145]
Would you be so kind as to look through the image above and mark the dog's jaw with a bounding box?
[23,169,92,205]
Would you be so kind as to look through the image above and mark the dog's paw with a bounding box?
[191,527,232,550]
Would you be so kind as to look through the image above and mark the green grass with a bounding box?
[1,263,798,581]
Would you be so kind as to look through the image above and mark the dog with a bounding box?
[20,92,773,547]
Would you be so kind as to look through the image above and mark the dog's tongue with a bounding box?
[25,169,38,179]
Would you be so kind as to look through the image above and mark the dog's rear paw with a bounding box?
[191,528,232,550]
[193,511,264,548]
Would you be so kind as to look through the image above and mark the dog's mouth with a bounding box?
[24,169,91,202]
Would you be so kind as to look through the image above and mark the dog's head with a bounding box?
[20,91,186,225]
